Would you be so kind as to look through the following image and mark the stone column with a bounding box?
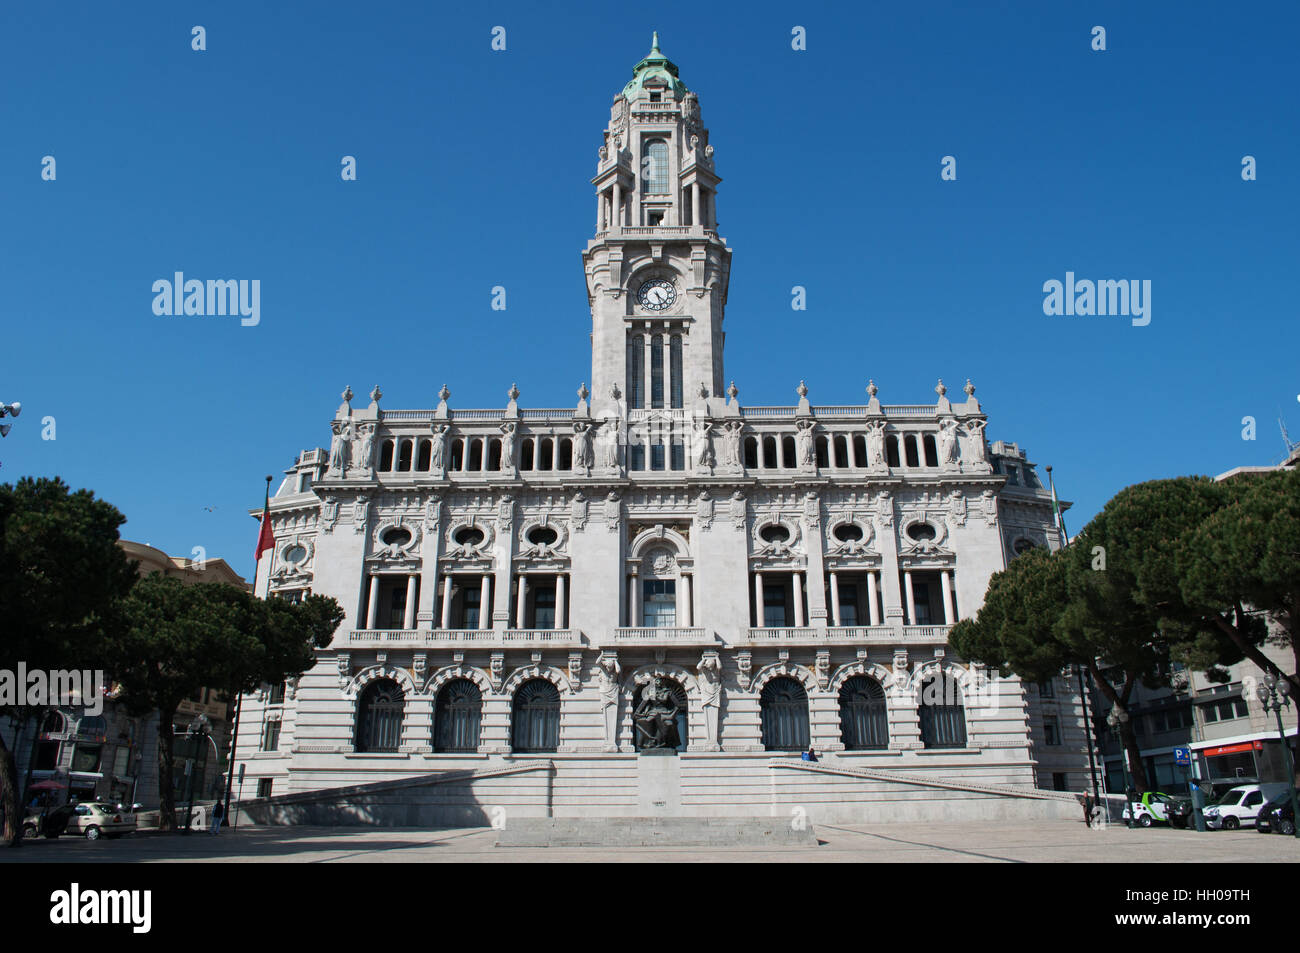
[478,574,491,630]
[555,573,567,630]
[867,571,880,626]
[440,574,453,629]
[612,181,622,228]
[941,570,956,625]
[630,569,642,627]
[366,574,380,629]
[516,573,527,629]
[793,572,805,628]
[691,182,700,228]
[829,571,841,627]
[403,574,417,630]
[904,570,916,626]
[596,191,603,231]
[682,573,693,627]
[753,571,765,628]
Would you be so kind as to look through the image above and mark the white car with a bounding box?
[1203,784,1289,830]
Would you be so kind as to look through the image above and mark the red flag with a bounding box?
[255,482,275,563]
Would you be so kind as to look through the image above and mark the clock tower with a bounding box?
[583,34,732,417]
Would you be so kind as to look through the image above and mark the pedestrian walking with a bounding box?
[1080,790,1095,827]
[210,799,224,835]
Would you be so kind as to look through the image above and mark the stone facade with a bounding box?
[232,38,1090,823]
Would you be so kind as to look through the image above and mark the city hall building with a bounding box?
[234,38,1088,824]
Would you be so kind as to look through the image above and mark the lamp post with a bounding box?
[1253,672,1299,838]
[182,714,213,833]
[1107,704,1133,827]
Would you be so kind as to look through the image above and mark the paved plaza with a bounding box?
[3,820,1297,863]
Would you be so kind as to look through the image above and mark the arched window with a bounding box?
[904,434,921,468]
[450,438,465,471]
[558,437,573,470]
[628,335,645,409]
[885,434,901,468]
[355,678,404,753]
[760,676,810,751]
[922,434,938,468]
[487,437,502,471]
[782,435,796,468]
[468,438,483,471]
[815,434,830,468]
[539,437,554,471]
[762,435,778,469]
[743,435,759,470]
[434,679,482,753]
[919,674,967,749]
[632,679,689,751]
[512,679,560,753]
[852,434,866,467]
[416,439,432,471]
[78,714,107,739]
[643,139,669,194]
[833,434,849,468]
[839,676,889,750]
[397,439,414,472]
[41,710,66,734]
[379,440,395,472]
[520,438,535,471]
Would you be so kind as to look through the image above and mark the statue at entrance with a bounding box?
[633,676,681,750]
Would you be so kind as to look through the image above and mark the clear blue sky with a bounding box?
[2,1,1297,581]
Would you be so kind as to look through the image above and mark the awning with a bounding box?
[1190,726,1297,752]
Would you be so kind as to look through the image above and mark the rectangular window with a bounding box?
[297,472,312,492]
[268,682,286,705]
[627,336,644,409]
[629,444,646,471]
[387,582,407,629]
[642,579,676,628]
[837,586,858,626]
[261,719,281,752]
[912,582,932,625]
[650,335,664,408]
[763,584,788,628]
[71,744,101,773]
[670,440,685,471]
[650,443,665,471]
[462,585,481,629]
[34,741,60,771]
[1043,716,1060,746]
[532,586,556,630]
[1039,679,1055,698]
[1052,772,1068,792]
[257,779,273,798]
[670,335,683,408]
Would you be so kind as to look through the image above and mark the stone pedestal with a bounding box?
[636,750,681,816]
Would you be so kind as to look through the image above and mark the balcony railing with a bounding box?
[348,629,584,647]
[902,625,954,642]
[825,626,898,642]
[611,626,715,644]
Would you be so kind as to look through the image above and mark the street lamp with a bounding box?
[182,714,214,833]
[1253,672,1300,838]
[1107,704,1133,828]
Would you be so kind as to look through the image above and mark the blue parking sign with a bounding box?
[1173,746,1191,766]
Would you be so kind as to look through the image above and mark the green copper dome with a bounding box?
[620,32,689,100]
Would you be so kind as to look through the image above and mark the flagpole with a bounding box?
[1045,464,1068,543]
[225,474,272,830]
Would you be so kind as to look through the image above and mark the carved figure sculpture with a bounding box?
[633,676,681,750]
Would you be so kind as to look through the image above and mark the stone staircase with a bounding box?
[495,816,818,848]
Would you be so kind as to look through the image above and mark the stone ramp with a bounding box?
[495,816,818,848]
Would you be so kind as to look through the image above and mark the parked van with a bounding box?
[1202,783,1290,830]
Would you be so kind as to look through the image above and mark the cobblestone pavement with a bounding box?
[3,820,1298,863]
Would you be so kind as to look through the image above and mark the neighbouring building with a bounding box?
[231,37,1089,824]
[1,541,248,810]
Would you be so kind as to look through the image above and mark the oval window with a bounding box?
[907,523,937,542]
[759,524,790,543]
[1013,537,1037,555]
[283,544,308,564]
[453,526,485,547]
[527,526,559,546]
[381,527,412,547]
[833,524,864,543]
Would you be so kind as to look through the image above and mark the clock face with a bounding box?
[637,278,677,312]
